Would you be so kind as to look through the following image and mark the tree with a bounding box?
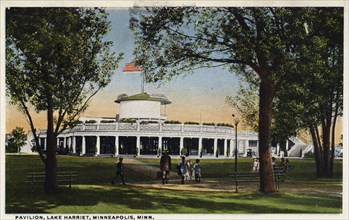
[276,8,343,177]
[6,8,123,193]
[6,127,27,153]
[228,8,343,178]
[130,7,314,192]
[226,78,259,132]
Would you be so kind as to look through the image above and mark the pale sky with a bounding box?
[5,8,242,133]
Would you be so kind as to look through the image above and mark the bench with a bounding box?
[26,171,78,192]
[230,168,286,192]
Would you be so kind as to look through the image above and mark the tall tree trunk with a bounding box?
[258,77,276,193]
[310,125,324,177]
[45,94,58,194]
[322,112,332,177]
[330,99,339,176]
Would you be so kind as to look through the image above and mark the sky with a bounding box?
[5,8,243,133]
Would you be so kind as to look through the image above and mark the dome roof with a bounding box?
[115,93,171,105]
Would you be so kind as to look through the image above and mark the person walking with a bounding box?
[160,150,171,184]
[177,156,186,184]
[111,157,126,185]
[192,159,202,183]
[252,158,260,172]
[184,152,192,181]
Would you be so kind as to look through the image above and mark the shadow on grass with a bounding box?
[5,156,342,214]
[6,183,342,214]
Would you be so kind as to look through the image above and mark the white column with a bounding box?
[180,137,184,155]
[63,137,67,149]
[159,136,163,155]
[114,136,119,156]
[96,136,100,155]
[224,139,227,157]
[230,139,234,156]
[198,137,203,157]
[214,138,218,157]
[72,136,76,153]
[136,136,141,156]
[244,140,248,156]
[277,143,280,156]
[82,136,86,155]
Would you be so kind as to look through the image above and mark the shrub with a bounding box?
[119,118,136,123]
[184,121,200,125]
[100,120,115,123]
[203,122,215,126]
[85,120,97,124]
[164,120,181,124]
[304,151,314,158]
[217,123,234,128]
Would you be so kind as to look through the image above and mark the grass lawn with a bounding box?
[5,155,343,214]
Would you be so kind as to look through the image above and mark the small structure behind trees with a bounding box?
[6,127,27,153]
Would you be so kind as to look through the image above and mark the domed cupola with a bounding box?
[115,92,171,122]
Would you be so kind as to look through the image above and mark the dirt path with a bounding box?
[122,158,343,195]
[125,157,177,179]
[124,158,225,191]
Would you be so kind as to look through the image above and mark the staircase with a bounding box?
[288,144,308,157]
[287,136,312,157]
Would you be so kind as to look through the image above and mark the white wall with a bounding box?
[119,100,161,119]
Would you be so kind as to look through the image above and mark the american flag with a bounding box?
[123,63,142,73]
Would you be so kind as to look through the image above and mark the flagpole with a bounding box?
[141,72,144,93]
[123,63,144,93]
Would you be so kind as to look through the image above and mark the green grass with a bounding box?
[5,155,343,214]
[137,157,343,180]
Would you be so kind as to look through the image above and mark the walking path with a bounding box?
[123,158,237,192]
[122,158,342,195]
[125,157,177,179]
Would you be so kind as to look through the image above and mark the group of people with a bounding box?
[160,151,202,184]
[110,151,202,186]
[253,157,292,172]
[110,153,294,186]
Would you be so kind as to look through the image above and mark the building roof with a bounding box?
[115,93,171,105]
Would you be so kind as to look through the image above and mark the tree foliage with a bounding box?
[226,79,259,132]
[6,8,123,193]
[6,127,27,153]
[274,8,343,177]
[130,7,343,191]
[130,7,308,192]
[227,8,343,177]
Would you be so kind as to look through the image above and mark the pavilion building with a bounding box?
[30,92,300,158]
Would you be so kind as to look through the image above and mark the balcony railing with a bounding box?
[71,122,234,135]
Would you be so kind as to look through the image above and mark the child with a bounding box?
[111,157,126,185]
[252,158,259,172]
[192,159,202,183]
[177,156,186,184]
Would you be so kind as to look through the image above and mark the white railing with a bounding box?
[162,124,182,131]
[140,124,160,131]
[70,122,236,135]
[288,136,306,146]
